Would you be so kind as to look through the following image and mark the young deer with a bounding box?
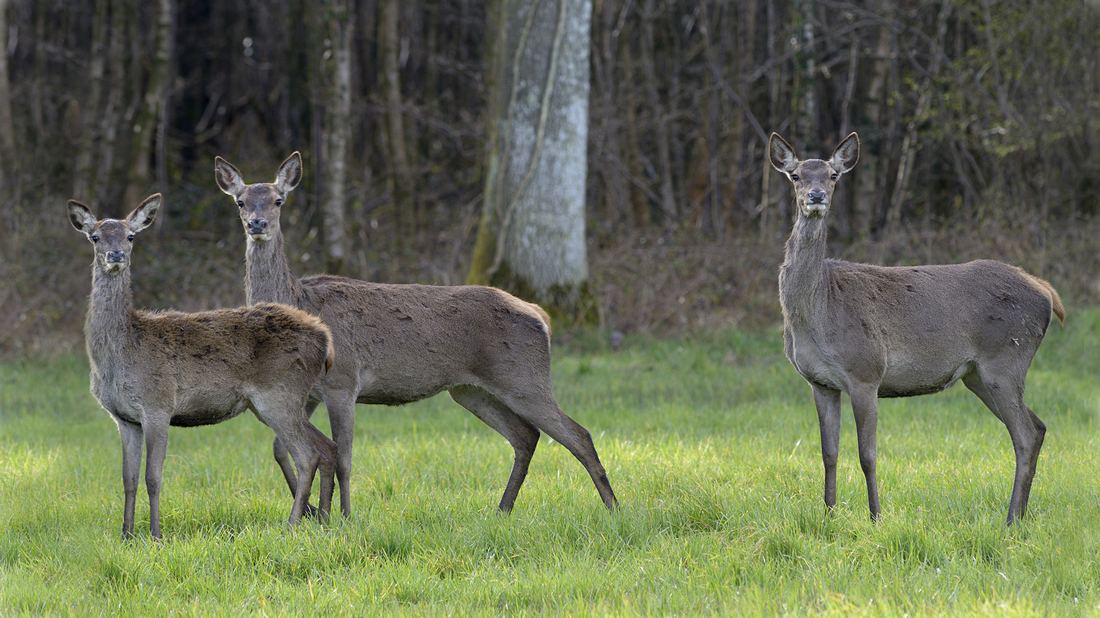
[68,194,339,539]
[214,153,617,517]
[769,132,1063,524]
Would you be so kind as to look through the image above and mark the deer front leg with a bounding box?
[142,417,170,539]
[811,385,841,511]
[324,393,357,519]
[117,420,143,540]
[849,383,881,521]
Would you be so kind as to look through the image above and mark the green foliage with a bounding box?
[2,314,1100,614]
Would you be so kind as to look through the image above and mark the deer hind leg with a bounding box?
[812,385,841,511]
[490,387,617,510]
[963,366,1042,524]
[287,444,320,526]
[1021,407,1046,515]
[450,385,541,513]
[273,399,322,517]
[253,400,320,525]
[281,422,339,525]
[848,383,881,521]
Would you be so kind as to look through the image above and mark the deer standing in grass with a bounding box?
[68,194,339,539]
[214,153,617,517]
[769,132,1063,524]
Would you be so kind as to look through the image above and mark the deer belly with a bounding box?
[355,367,449,406]
[170,395,249,426]
[879,360,973,398]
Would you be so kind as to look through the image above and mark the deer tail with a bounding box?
[1022,271,1065,327]
[324,332,336,372]
[530,303,552,338]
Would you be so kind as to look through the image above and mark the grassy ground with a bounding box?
[2,312,1099,616]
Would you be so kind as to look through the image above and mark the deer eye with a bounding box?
[790,174,800,182]
[275,198,284,207]
[830,173,839,181]
[90,234,100,243]
[127,234,135,241]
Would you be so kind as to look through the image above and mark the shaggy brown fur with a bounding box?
[770,132,1062,525]
[69,194,338,540]
[215,153,616,517]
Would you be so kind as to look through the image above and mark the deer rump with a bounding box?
[786,259,1060,398]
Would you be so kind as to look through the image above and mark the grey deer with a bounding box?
[68,194,339,539]
[768,132,1064,524]
[214,153,617,517]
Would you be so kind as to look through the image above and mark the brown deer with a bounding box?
[768,132,1064,524]
[214,153,617,517]
[68,194,339,539]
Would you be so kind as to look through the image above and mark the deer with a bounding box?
[68,193,339,539]
[213,153,617,518]
[768,131,1064,525]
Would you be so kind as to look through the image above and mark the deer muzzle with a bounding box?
[103,251,127,272]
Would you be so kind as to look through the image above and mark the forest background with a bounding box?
[1,0,1097,355]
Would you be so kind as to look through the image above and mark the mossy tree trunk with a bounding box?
[467,0,594,323]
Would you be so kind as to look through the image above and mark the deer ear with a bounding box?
[768,133,799,174]
[67,200,97,234]
[126,193,161,233]
[829,132,860,175]
[275,152,302,194]
[214,156,245,196]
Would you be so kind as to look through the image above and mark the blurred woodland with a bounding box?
[1,0,1099,355]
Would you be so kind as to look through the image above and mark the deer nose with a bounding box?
[105,250,126,263]
[248,218,268,233]
[808,190,827,204]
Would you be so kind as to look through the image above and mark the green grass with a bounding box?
[2,312,1100,616]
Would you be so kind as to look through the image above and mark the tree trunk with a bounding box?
[96,0,131,210]
[886,1,951,233]
[621,35,650,228]
[468,0,593,322]
[640,0,677,224]
[0,0,15,184]
[853,13,889,240]
[123,0,174,223]
[593,0,629,232]
[380,0,415,242]
[73,0,109,200]
[320,0,354,274]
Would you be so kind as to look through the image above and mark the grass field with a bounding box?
[2,312,1100,616]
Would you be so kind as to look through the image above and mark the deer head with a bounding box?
[67,194,161,274]
[214,152,302,242]
[769,132,860,218]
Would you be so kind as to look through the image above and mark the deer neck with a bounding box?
[779,213,830,325]
[245,232,302,306]
[86,263,136,368]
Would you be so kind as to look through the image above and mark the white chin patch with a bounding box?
[805,204,828,216]
[249,233,272,242]
[103,262,126,273]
